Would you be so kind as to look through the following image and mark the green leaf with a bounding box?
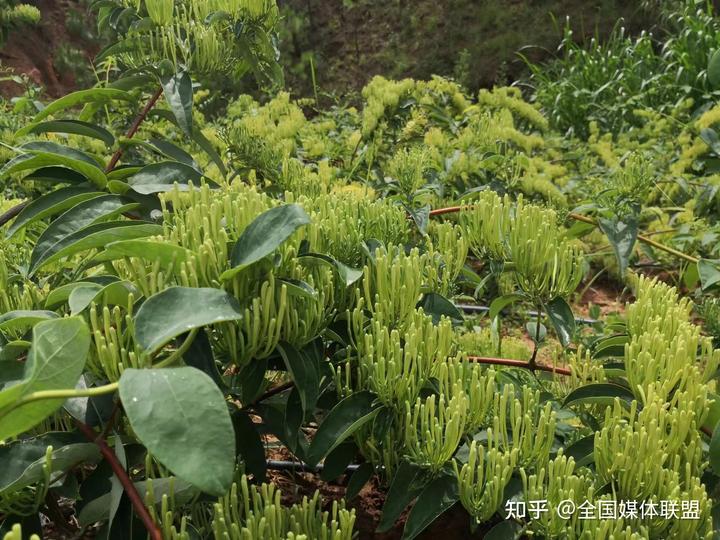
[29,195,138,271]
[564,435,595,467]
[29,221,162,276]
[591,334,628,359]
[545,296,575,347]
[0,433,100,494]
[232,411,267,480]
[20,141,107,188]
[63,375,117,427]
[702,393,720,435]
[119,367,235,496]
[147,138,198,169]
[709,49,720,89]
[33,88,133,122]
[484,521,523,540]
[277,342,319,419]
[698,259,720,291]
[127,161,204,195]
[378,461,429,533]
[563,383,635,409]
[23,166,88,185]
[489,294,524,321]
[598,215,638,275]
[134,287,243,355]
[222,204,311,281]
[306,390,380,467]
[0,310,59,333]
[6,187,104,239]
[298,253,362,287]
[401,472,458,540]
[91,239,193,268]
[68,281,138,314]
[346,463,373,500]
[417,293,463,325]
[320,442,357,482]
[160,71,193,136]
[17,120,115,146]
[525,321,547,344]
[0,317,91,441]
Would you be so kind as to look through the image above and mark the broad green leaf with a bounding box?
[127,161,203,194]
[119,367,235,495]
[23,166,88,185]
[320,442,357,482]
[698,259,720,291]
[417,293,463,325]
[306,390,380,467]
[78,476,197,526]
[346,463,373,500]
[30,195,138,270]
[17,120,115,146]
[378,461,428,533]
[46,280,114,309]
[29,221,161,276]
[147,138,198,169]
[703,393,720,435]
[401,472,458,540]
[598,215,638,275]
[277,342,319,419]
[545,296,575,347]
[525,321,547,344]
[21,141,107,188]
[484,521,524,540]
[63,375,117,427]
[278,278,318,300]
[709,49,720,89]
[92,239,193,268]
[161,71,193,136]
[6,187,103,238]
[298,252,362,287]
[222,204,311,281]
[33,88,133,122]
[0,317,91,441]
[232,411,266,480]
[0,310,59,333]
[489,293,524,321]
[563,383,635,409]
[134,287,244,354]
[564,435,596,467]
[0,152,106,189]
[0,432,100,494]
[193,127,227,177]
[591,334,628,358]
[69,281,138,314]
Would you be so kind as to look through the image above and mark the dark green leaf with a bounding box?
[127,161,203,195]
[91,239,193,267]
[545,296,575,347]
[232,411,266,480]
[63,375,117,427]
[222,204,310,281]
[0,310,58,333]
[21,141,107,188]
[277,342,319,419]
[378,461,429,533]
[33,88,133,122]
[320,442,357,482]
[306,390,380,467]
[160,71,193,136]
[564,435,595,467]
[401,472,458,540]
[709,49,720,89]
[563,383,635,409]
[6,188,103,239]
[484,521,523,540]
[417,293,463,325]
[29,221,162,276]
[18,120,115,146]
[298,252,362,287]
[699,259,720,291]
[346,463,374,500]
[598,215,638,275]
[489,294,523,321]
[119,367,235,496]
[134,287,243,354]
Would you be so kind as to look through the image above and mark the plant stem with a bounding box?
[528,305,542,369]
[0,382,119,421]
[105,86,163,172]
[76,421,162,540]
[467,355,572,376]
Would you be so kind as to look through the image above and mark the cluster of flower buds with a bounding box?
[211,475,355,540]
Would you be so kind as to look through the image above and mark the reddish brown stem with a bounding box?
[105,86,164,173]
[76,420,162,540]
[0,200,29,228]
[467,355,572,376]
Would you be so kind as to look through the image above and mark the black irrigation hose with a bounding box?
[265,460,362,473]
[454,304,599,325]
